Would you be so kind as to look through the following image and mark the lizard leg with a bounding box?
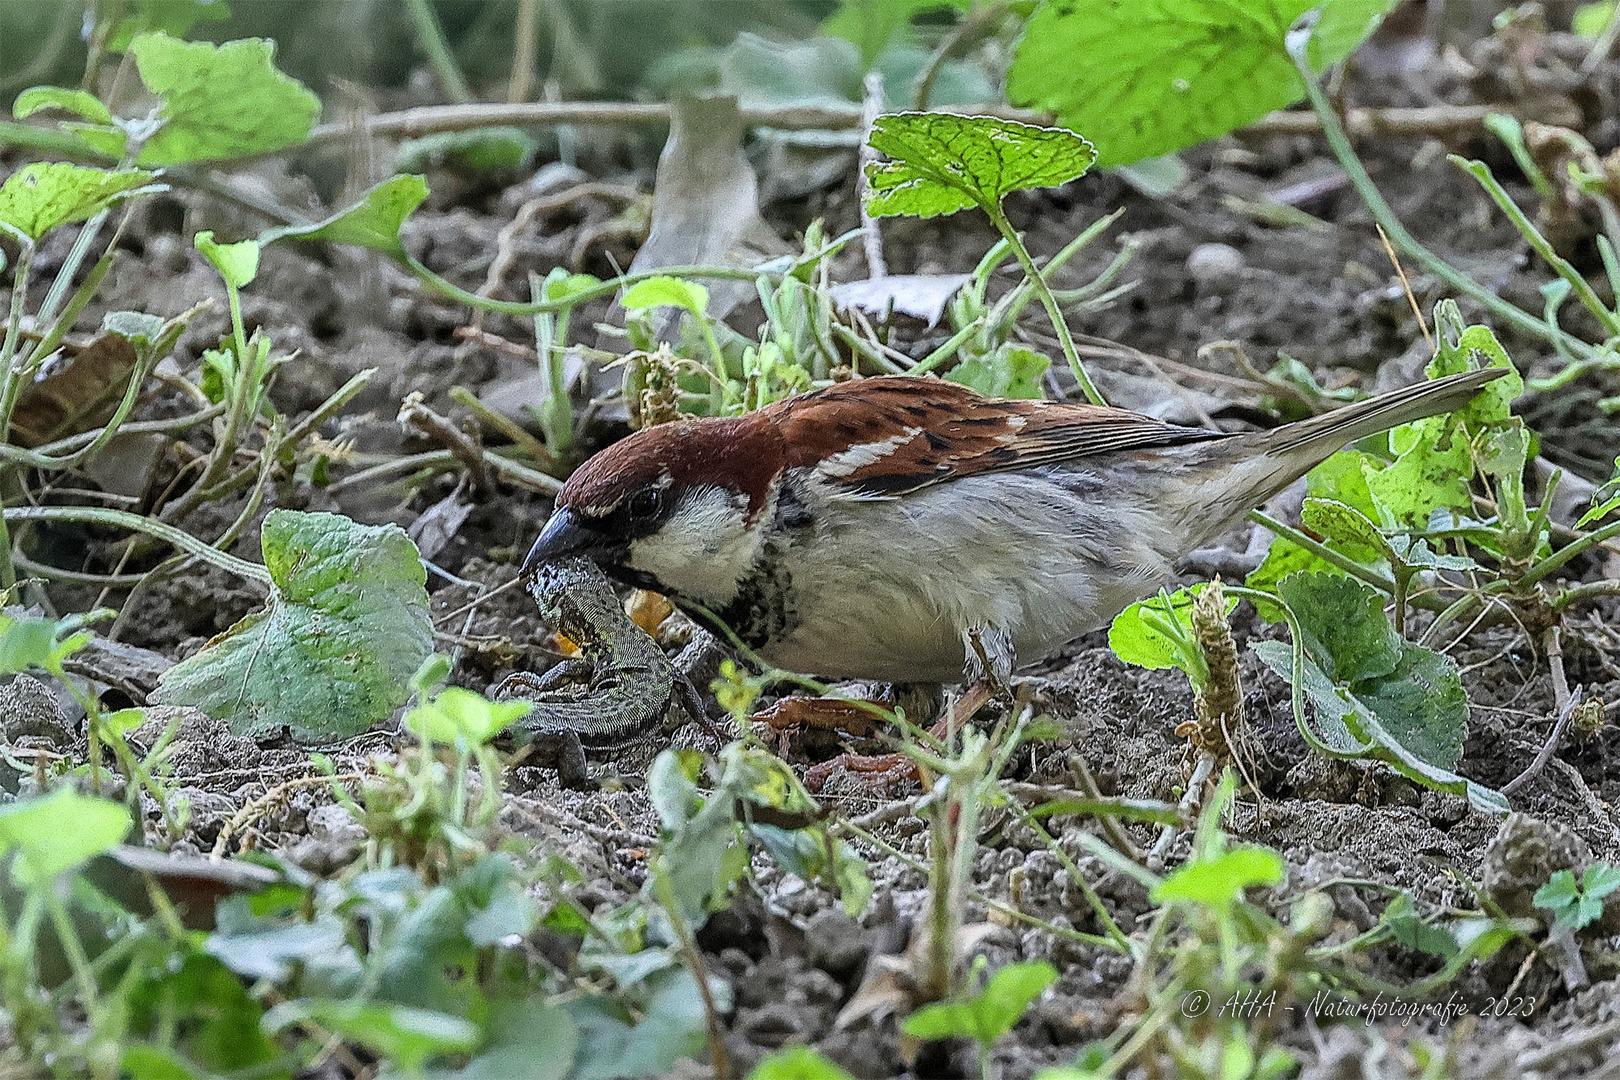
[493,659,594,699]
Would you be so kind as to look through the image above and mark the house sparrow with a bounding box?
[522,370,1503,684]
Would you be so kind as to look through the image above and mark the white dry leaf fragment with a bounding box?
[828,273,972,328]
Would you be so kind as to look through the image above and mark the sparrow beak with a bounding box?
[521,507,596,575]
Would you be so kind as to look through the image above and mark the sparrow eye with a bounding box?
[627,487,665,519]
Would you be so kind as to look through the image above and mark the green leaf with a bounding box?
[565,968,711,1080]
[1109,584,1232,682]
[108,0,232,52]
[127,33,320,165]
[204,916,350,982]
[408,688,530,747]
[1301,498,1388,563]
[264,999,478,1072]
[1384,896,1460,961]
[1006,0,1399,168]
[1364,432,1473,529]
[864,111,1096,218]
[1277,571,1401,684]
[13,86,113,125]
[1152,847,1283,909]
[0,610,95,676]
[621,276,711,318]
[1575,2,1618,39]
[260,174,430,261]
[194,230,260,290]
[1251,573,1501,813]
[1426,314,1523,430]
[1534,864,1620,931]
[1577,456,1620,528]
[152,510,433,739]
[748,1047,860,1080]
[946,345,1050,398]
[0,163,160,243]
[821,0,969,67]
[903,960,1059,1047]
[0,788,130,886]
[396,127,538,174]
[125,952,279,1074]
[424,999,577,1080]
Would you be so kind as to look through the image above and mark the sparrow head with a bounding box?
[521,414,785,603]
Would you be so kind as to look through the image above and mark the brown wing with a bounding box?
[770,376,1230,497]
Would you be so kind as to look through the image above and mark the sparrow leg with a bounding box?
[963,626,1015,705]
[800,682,994,795]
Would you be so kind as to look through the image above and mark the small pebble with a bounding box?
[1186,242,1246,286]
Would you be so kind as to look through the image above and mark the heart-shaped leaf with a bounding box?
[152,510,432,739]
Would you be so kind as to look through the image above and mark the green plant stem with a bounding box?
[404,253,768,316]
[1284,30,1597,361]
[837,815,1117,950]
[1523,517,1620,585]
[1454,156,1620,337]
[1,506,270,584]
[1001,207,1125,328]
[32,210,109,338]
[404,0,475,104]
[1247,509,1399,595]
[0,249,37,445]
[984,203,1107,405]
[1552,578,1620,612]
[1007,802,1133,952]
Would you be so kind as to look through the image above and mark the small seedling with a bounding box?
[1534,864,1620,931]
[862,111,1107,404]
[1110,580,1246,762]
[904,959,1059,1080]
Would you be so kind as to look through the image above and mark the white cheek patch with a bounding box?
[816,427,922,478]
[627,485,766,605]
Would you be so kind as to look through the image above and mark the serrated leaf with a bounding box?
[1364,432,1473,530]
[407,688,530,747]
[1007,0,1398,168]
[260,174,430,260]
[127,33,319,165]
[1277,572,1401,683]
[0,163,160,243]
[108,0,231,52]
[1301,498,1388,563]
[14,86,113,125]
[1252,573,1499,813]
[151,510,432,739]
[1354,646,1466,771]
[903,961,1058,1046]
[1426,318,1523,431]
[621,276,711,317]
[864,112,1095,218]
[1387,536,1480,572]
[946,345,1050,398]
[1152,847,1284,908]
[0,788,130,886]
[194,231,259,289]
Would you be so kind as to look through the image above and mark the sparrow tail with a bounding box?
[1259,367,1507,460]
